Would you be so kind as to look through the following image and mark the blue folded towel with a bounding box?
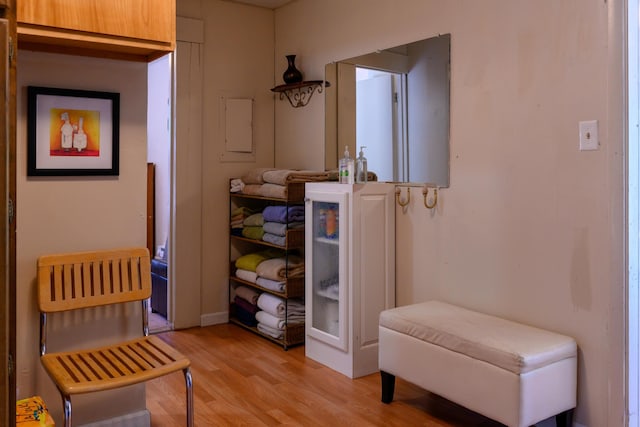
[263,232,286,247]
[263,205,305,223]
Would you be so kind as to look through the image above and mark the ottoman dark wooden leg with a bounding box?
[381,370,395,403]
[555,408,574,427]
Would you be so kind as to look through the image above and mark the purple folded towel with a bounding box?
[234,295,259,314]
[262,205,305,223]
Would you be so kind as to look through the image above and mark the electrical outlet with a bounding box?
[579,120,599,151]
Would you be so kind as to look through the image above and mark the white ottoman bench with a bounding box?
[379,301,577,427]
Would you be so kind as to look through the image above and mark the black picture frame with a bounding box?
[27,86,120,176]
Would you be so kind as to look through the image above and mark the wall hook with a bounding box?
[422,186,438,209]
[395,187,411,207]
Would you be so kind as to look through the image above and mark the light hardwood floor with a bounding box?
[147,324,505,426]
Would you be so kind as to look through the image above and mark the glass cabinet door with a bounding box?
[306,189,348,351]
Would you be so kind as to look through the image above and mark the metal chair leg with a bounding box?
[184,367,193,427]
[62,394,72,427]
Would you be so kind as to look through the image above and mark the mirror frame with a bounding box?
[324,34,451,187]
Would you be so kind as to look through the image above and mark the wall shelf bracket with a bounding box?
[271,80,330,108]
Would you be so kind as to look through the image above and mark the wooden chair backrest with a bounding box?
[37,247,152,313]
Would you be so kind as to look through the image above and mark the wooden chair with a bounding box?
[37,247,193,427]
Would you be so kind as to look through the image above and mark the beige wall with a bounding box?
[13,1,626,426]
[274,1,623,426]
[16,52,149,423]
[177,0,276,326]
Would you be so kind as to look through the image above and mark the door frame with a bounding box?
[0,1,17,425]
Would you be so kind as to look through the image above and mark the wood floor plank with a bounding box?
[147,324,505,427]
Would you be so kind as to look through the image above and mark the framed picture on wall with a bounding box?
[27,86,120,176]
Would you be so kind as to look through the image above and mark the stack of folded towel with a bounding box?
[230,205,305,247]
[233,286,260,327]
[234,249,284,284]
[230,168,330,199]
[262,205,305,246]
[242,212,264,240]
[256,255,305,281]
[234,250,303,293]
[230,206,254,237]
[255,293,305,339]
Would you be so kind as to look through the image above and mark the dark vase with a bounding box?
[283,54,303,84]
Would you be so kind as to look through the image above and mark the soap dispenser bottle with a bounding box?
[339,145,354,184]
[355,146,368,183]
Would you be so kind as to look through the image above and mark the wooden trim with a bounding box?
[0,20,9,422]
[18,40,167,63]
[17,26,173,62]
[0,0,17,424]
[147,163,155,258]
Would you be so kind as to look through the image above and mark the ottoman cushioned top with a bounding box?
[379,301,576,374]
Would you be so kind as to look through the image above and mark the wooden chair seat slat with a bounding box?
[73,352,105,382]
[57,354,95,383]
[41,335,190,395]
[37,248,193,426]
[110,342,153,373]
[84,349,121,381]
[85,349,121,379]
[134,341,172,367]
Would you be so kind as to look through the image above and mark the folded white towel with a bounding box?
[257,322,283,339]
[257,292,285,317]
[256,310,285,330]
[230,178,245,193]
[256,277,286,292]
[235,268,257,284]
[255,310,305,330]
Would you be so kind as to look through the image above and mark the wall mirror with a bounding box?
[324,34,451,187]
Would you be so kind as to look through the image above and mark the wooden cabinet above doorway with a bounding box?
[17,0,175,62]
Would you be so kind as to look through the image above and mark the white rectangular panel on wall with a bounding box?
[220,97,255,162]
[225,98,252,152]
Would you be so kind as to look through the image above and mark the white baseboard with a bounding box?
[80,410,150,427]
[201,310,228,326]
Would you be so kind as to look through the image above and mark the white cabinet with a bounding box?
[305,182,395,378]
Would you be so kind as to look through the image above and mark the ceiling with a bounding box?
[229,0,294,9]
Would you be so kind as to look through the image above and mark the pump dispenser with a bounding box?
[355,146,368,183]
[339,145,354,184]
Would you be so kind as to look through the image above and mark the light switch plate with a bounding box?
[579,120,599,151]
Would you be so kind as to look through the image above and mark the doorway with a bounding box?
[148,53,173,333]
[146,18,205,332]
[356,67,406,182]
